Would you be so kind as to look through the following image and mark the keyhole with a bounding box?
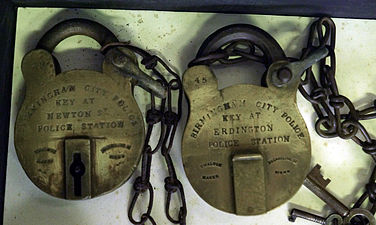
[69,153,86,196]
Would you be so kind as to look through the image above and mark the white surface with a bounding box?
[4,8,376,225]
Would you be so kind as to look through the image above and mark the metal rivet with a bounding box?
[277,67,292,83]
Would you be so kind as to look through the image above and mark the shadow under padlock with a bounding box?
[14,19,165,200]
[182,24,311,215]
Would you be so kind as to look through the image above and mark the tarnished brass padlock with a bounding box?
[14,19,155,199]
[182,24,311,215]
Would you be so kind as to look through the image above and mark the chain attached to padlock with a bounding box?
[15,15,376,225]
[183,17,376,223]
[101,43,187,225]
[189,17,376,224]
[291,17,376,225]
[299,17,376,158]
[15,18,187,225]
[182,24,311,215]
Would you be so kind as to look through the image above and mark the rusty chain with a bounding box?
[299,18,376,158]
[299,17,376,224]
[102,43,187,225]
[189,17,376,224]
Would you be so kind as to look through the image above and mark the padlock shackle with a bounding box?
[37,19,118,52]
[35,19,167,98]
[190,24,286,67]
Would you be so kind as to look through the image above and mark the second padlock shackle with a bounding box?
[189,24,286,67]
[36,18,166,99]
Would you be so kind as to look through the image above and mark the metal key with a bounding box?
[289,209,343,224]
[303,164,376,225]
[304,164,349,217]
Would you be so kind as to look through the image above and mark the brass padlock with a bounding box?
[14,19,149,199]
[182,24,311,215]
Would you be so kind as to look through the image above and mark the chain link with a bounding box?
[102,18,376,224]
[189,40,266,67]
[161,79,187,225]
[188,17,376,224]
[102,43,187,225]
[300,18,376,224]
[299,18,376,156]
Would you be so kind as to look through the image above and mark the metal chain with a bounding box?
[299,17,376,223]
[161,78,187,225]
[101,43,187,225]
[299,17,376,160]
[189,40,266,68]
[189,17,376,224]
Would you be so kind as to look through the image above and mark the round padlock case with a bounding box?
[15,48,145,200]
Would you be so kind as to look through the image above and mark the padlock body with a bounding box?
[182,65,311,215]
[15,51,144,199]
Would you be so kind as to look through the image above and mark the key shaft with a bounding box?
[289,209,326,224]
[304,165,349,217]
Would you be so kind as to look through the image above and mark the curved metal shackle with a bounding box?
[193,24,286,66]
[37,18,119,52]
[36,18,166,99]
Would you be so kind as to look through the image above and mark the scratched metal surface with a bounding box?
[4,8,376,225]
